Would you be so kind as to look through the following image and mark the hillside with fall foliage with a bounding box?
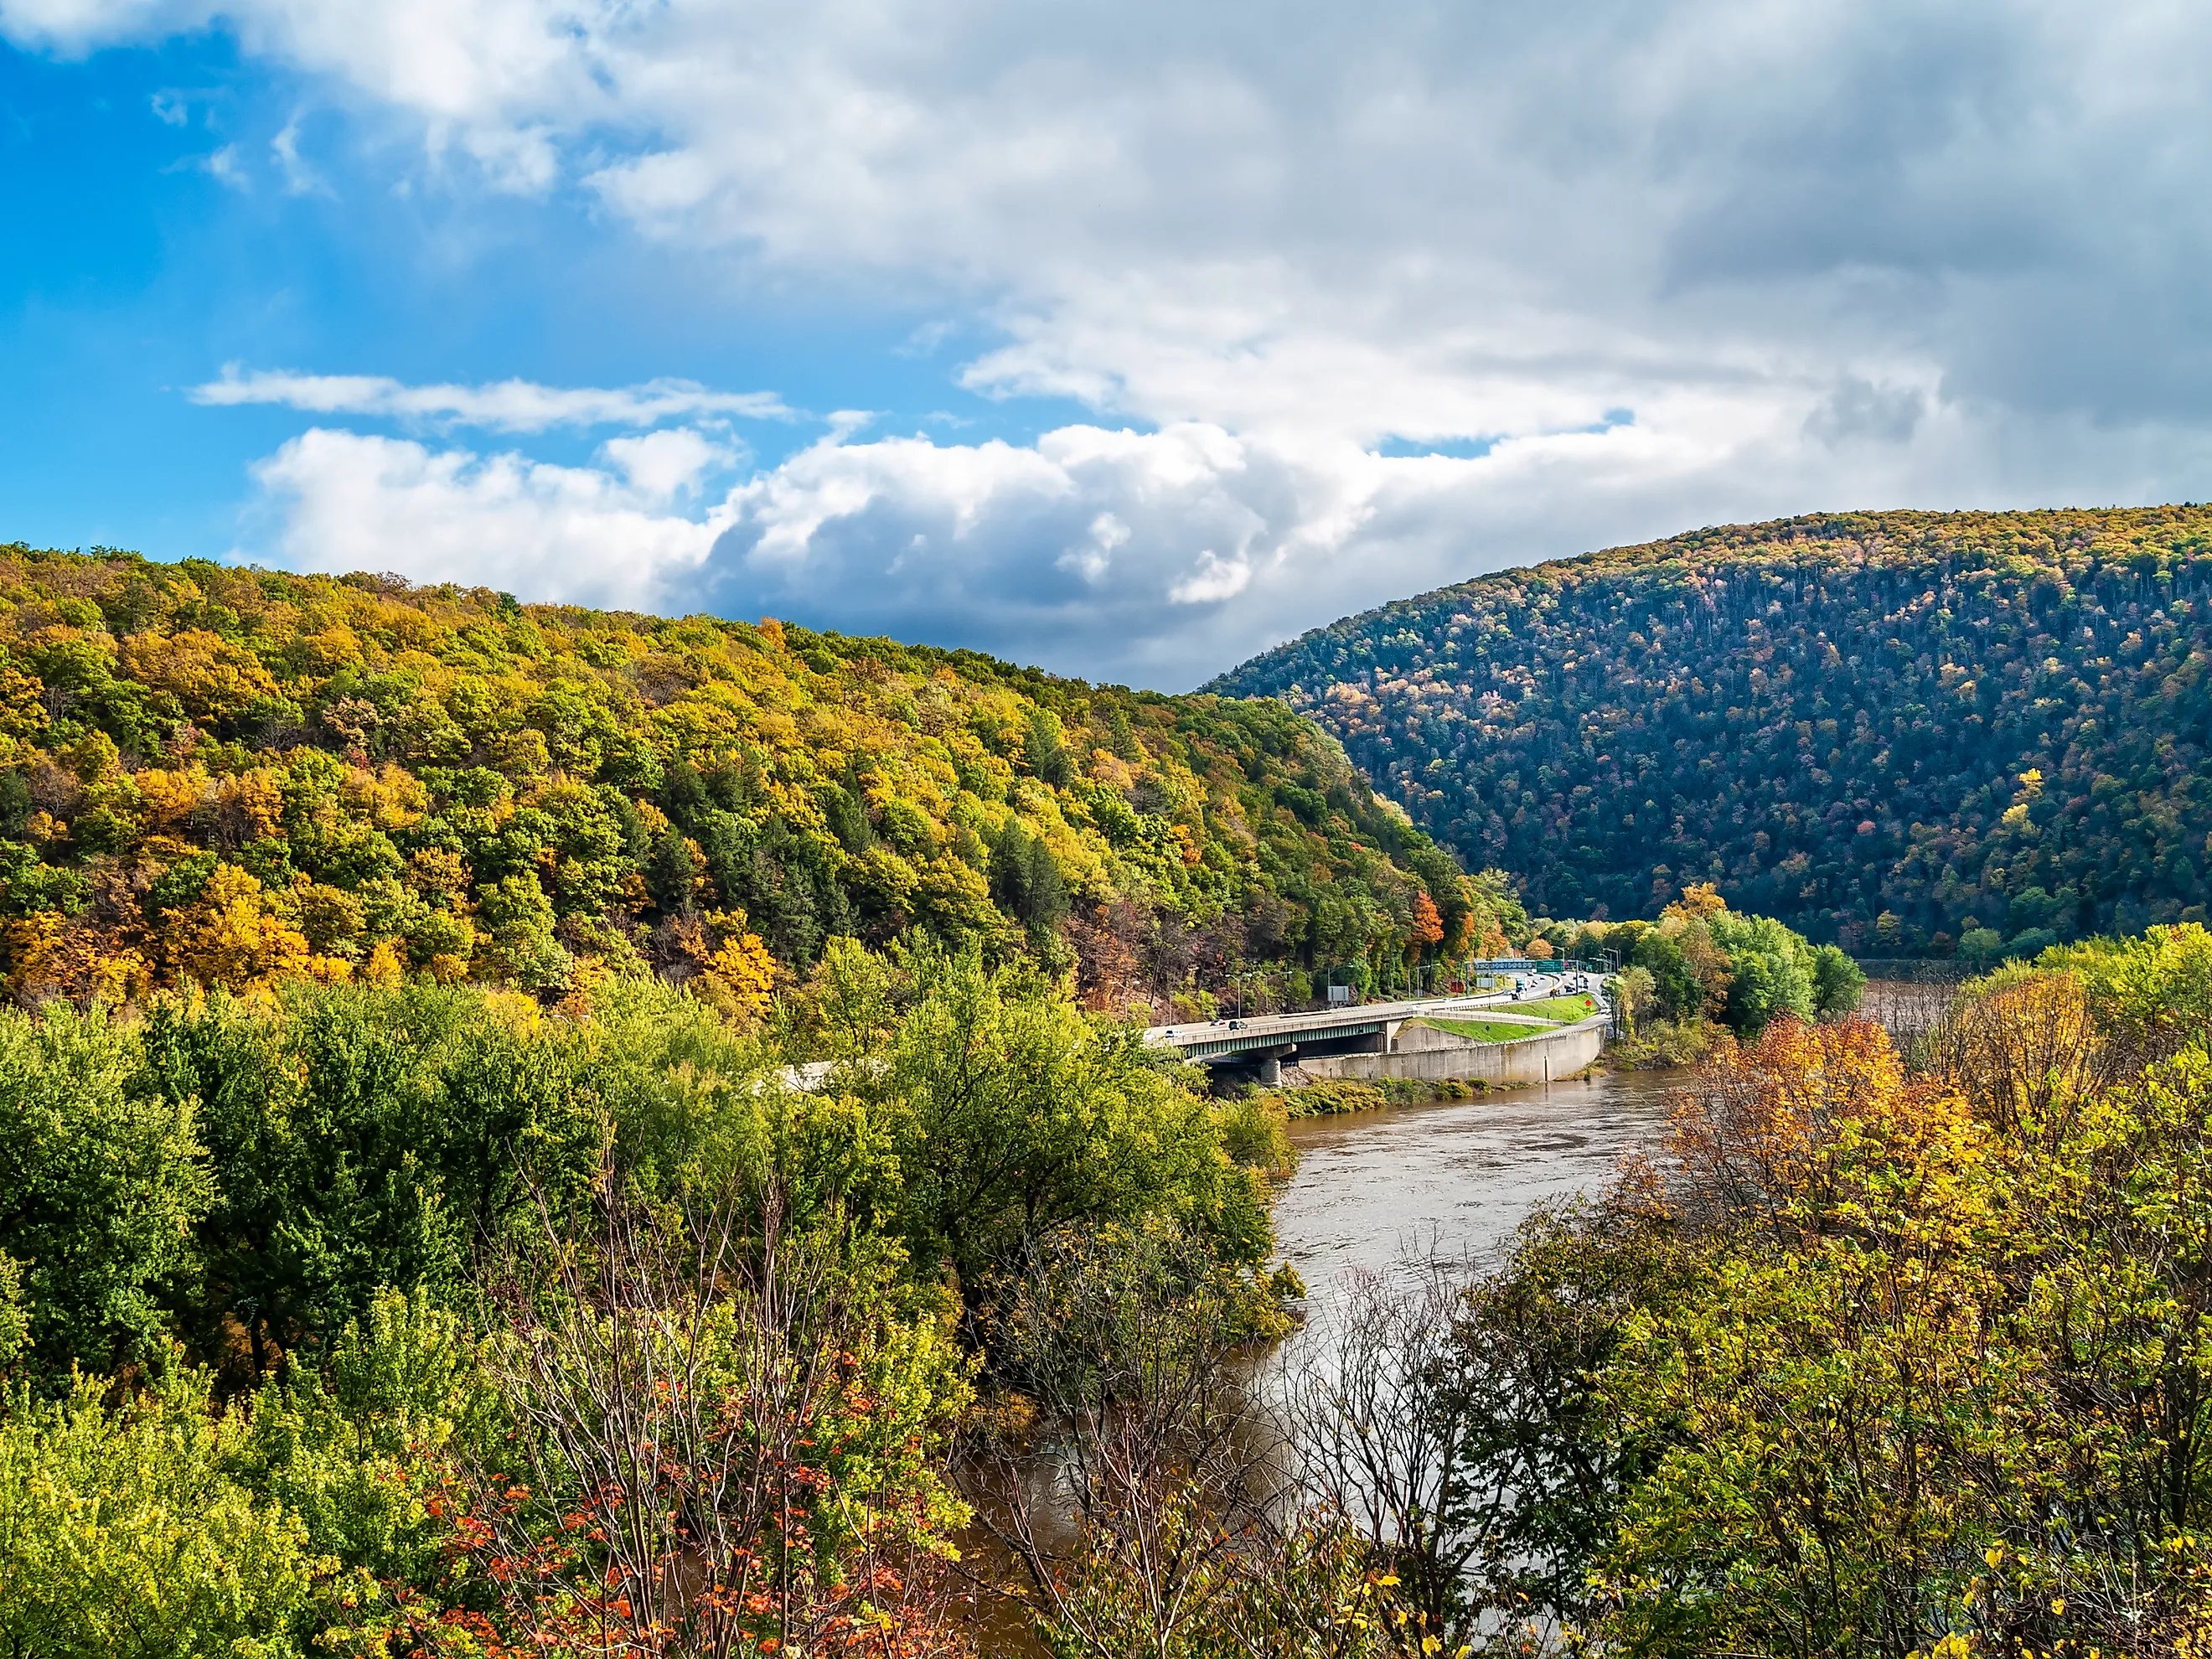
[1212,505,2212,957]
[0,544,1501,1013]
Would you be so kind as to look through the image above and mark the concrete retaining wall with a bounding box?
[1298,1016,1606,1087]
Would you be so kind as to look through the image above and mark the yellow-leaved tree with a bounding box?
[697,915,778,1025]
[158,864,348,994]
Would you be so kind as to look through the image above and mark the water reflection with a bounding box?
[960,1070,1679,1651]
[1274,1069,1678,1316]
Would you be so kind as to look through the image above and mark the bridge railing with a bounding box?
[1461,959,1605,976]
[1307,960,1609,1010]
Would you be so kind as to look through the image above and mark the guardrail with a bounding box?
[1171,1016,1388,1062]
[1465,959,1598,974]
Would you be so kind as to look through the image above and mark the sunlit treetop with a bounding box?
[0,544,1492,1010]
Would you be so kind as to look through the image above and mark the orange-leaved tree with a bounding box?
[1407,890,1445,959]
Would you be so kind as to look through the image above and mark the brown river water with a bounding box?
[1274,1067,1680,1312]
[954,1069,1680,1649]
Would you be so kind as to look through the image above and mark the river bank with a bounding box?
[957,1064,1681,1652]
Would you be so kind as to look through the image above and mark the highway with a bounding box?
[781,970,1606,1088]
[1141,969,1603,1062]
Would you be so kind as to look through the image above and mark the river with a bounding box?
[1273,1068,1679,1311]
[954,1068,1678,1651]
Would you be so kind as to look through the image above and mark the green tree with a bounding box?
[0,1005,209,1382]
[1024,706,1077,788]
[814,942,1274,1299]
[0,1365,314,1657]
[473,871,571,990]
[1624,928,1703,1022]
[1810,941,1866,1016]
[1707,908,1817,1035]
[142,981,600,1382]
[1960,925,2004,967]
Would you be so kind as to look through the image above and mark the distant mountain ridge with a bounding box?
[1210,506,2212,955]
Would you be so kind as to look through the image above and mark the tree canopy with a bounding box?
[0,544,1479,1013]
[1212,505,2212,956]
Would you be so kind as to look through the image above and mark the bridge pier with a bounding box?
[1197,1041,1298,1089]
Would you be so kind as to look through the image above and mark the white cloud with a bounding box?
[1169,552,1251,607]
[248,427,732,608]
[601,427,735,499]
[239,385,2212,688]
[269,115,328,194]
[194,366,792,432]
[696,406,1795,684]
[193,142,247,189]
[3,0,608,168]
[687,383,2212,686]
[27,0,2212,680]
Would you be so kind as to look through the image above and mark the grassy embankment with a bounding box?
[1266,994,1605,1117]
[1426,992,1602,1039]
[1424,1019,1556,1042]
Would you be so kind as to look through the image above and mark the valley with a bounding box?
[0,522,2205,1656]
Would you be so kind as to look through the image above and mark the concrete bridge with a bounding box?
[1143,980,1594,1084]
[778,974,1608,1095]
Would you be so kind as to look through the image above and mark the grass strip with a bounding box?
[1505,994,1605,1023]
[1424,1017,1560,1042]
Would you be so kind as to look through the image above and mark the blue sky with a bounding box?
[0,32,1076,549]
[4,1,2212,689]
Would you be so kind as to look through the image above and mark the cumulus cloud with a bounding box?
[602,427,736,499]
[28,0,2212,680]
[688,404,1828,685]
[248,427,731,609]
[194,367,792,432]
[238,390,2212,687]
[696,421,1303,672]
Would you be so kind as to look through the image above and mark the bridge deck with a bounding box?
[1143,990,1585,1062]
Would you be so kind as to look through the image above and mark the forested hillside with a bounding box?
[1214,505,2212,957]
[0,545,1488,1013]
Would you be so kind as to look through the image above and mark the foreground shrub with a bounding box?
[428,1176,974,1658]
[1425,933,2212,1655]
[0,1365,313,1658]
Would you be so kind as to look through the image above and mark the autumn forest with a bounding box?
[1217,505,2212,962]
[1,522,2209,1658]
[0,544,1501,1018]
